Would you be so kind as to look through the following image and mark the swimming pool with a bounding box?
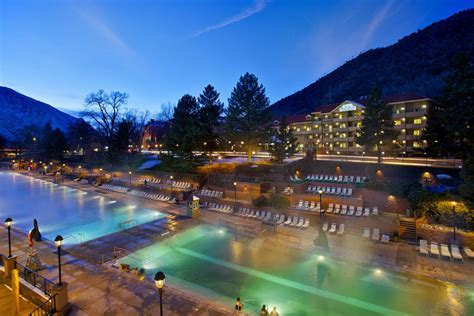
[0,172,164,244]
[120,225,474,315]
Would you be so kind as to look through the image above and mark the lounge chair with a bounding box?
[334,204,341,214]
[302,219,310,229]
[355,176,361,183]
[296,218,305,228]
[303,201,310,210]
[348,205,355,216]
[309,201,315,210]
[322,222,329,231]
[451,245,463,262]
[362,228,370,238]
[337,176,343,182]
[289,217,299,227]
[327,203,334,213]
[381,234,390,243]
[343,176,349,183]
[335,187,342,195]
[297,200,304,209]
[337,224,345,235]
[330,187,336,194]
[464,247,474,259]
[430,242,440,258]
[329,223,337,233]
[282,216,292,226]
[341,188,347,196]
[363,208,370,217]
[355,207,362,216]
[372,228,380,242]
[346,188,353,196]
[258,211,266,220]
[372,207,379,216]
[419,239,429,256]
[276,215,285,225]
[341,205,348,215]
[441,244,452,261]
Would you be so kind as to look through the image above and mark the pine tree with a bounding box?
[165,94,201,160]
[226,72,271,161]
[268,117,299,163]
[197,85,223,162]
[356,88,396,163]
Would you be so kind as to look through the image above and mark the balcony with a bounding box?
[393,109,427,119]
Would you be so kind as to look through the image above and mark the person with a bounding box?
[270,306,279,316]
[144,179,147,186]
[260,304,268,316]
[234,297,243,311]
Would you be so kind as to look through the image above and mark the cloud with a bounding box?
[193,0,270,37]
[359,0,395,50]
[74,4,133,57]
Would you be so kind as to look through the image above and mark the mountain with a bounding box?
[271,9,474,116]
[0,86,80,141]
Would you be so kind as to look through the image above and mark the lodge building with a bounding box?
[286,94,432,156]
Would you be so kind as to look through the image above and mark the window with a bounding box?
[413,130,421,136]
[413,142,421,148]
[394,120,402,126]
[414,119,422,125]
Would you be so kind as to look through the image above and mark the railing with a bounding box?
[15,261,55,296]
[28,294,57,316]
[119,219,137,229]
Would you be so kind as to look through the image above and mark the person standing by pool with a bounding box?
[234,297,243,312]
[270,306,279,316]
[260,304,268,316]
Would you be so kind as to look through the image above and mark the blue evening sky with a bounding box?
[1,0,473,115]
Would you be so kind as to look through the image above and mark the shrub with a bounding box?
[252,195,267,207]
[268,193,290,210]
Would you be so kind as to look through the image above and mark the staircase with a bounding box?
[400,218,417,244]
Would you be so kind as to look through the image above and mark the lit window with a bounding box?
[413,142,421,148]
[394,120,402,126]
[414,119,422,125]
[413,130,421,136]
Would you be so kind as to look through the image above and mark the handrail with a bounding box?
[28,294,57,316]
[14,260,55,296]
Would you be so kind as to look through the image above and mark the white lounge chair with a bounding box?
[381,234,390,243]
[346,188,353,196]
[363,208,370,217]
[290,217,299,227]
[329,223,337,233]
[337,224,345,235]
[372,207,379,216]
[341,205,347,215]
[282,216,292,226]
[372,228,380,242]
[348,206,355,216]
[327,203,334,213]
[302,219,310,229]
[464,247,474,259]
[362,228,370,238]
[430,242,440,258]
[419,239,429,256]
[296,218,305,228]
[441,244,452,261]
[276,215,285,225]
[451,245,463,262]
[355,207,362,216]
[322,222,329,231]
[334,204,340,214]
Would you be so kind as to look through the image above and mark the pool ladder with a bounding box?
[63,232,85,244]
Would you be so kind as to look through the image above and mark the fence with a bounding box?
[15,261,55,296]
[28,294,57,316]
[218,219,259,239]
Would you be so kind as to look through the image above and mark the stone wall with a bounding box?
[416,220,474,248]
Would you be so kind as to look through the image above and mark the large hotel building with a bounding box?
[286,94,432,156]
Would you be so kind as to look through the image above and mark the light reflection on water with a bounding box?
[0,172,164,244]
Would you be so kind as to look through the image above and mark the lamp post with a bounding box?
[154,271,166,316]
[54,235,64,285]
[318,189,323,220]
[452,202,457,242]
[170,175,174,197]
[233,182,237,211]
[128,171,132,185]
[5,217,13,258]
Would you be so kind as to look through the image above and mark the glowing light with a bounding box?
[317,255,325,262]
[374,268,383,276]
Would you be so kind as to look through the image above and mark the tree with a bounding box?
[41,123,68,160]
[156,102,175,123]
[356,88,396,163]
[0,134,5,149]
[197,84,223,162]
[268,117,299,163]
[226,72,271,161]
[123,109,150,149]
[115,119,135,152]
[165,94,201,160]
[82,90,128,150]
[67,120,94,155]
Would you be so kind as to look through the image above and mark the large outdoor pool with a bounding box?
[0,172,164,244]
[120,225,474,315]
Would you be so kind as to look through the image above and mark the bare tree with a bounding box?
[156,102,175,122]
[124,109,150,147]
[82,90,128,147]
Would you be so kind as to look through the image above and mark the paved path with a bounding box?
[0,274,37,316]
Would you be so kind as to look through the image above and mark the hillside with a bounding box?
[271,9,474,116]
[0,87,79,141]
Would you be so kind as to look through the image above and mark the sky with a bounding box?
[1,0,473,116]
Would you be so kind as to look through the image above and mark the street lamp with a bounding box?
[233,182,237,212]
[318,189,324,220]
[170,175,174,197]
[5,217,13,258]
[128,171,132,185]
[452,202,457,242]
[54,235,64,285]
[154,271,166,316]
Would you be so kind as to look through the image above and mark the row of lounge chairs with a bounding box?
[237,210,310,229]
[204,202,233,213]
[305,174,367,184]
[165,180,192,190]
[418,240,474,262]
[101,184,129,193]
[362,228,389,242]
[128,190,171,202]
[199,189,224,199]
[139,177,162,184]
[73,178,90,185]
[322,223,344,235]
[306,185,353,196]
[328,204,378,216]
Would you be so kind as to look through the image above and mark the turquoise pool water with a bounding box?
[120,225,474,315]
[0,172,164,244]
